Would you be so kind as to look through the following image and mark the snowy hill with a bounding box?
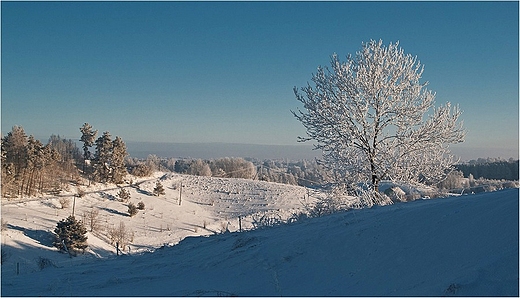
[1,177,518,296]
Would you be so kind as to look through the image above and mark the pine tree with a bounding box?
[111,136,128,184]
[93,132,113,183]
[153,181,165,196]
[117,188,131,202]
[53,215,88,255]
[79,123,98,162]
[79,123,98,179]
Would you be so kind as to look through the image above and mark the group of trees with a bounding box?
[255,159,325,187]
[174,157,257,179]
[456,159,518,181]
[1,123,129,198]
[1,126,81,197]
[79,123,128,184]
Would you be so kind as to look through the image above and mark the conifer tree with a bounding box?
[54,215,88,254]
[93,132,113,183]
[127,202,138,217]
[117,188,131,202]
[111,136,128,184]
[79,123,98,177]
[153,181,165,196]
[79,123,98,162]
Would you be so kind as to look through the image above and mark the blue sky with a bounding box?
[2,1,518,160]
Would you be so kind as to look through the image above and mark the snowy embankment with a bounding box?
[2,182,518,296]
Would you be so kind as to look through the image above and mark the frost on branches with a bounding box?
[293,40,465,193]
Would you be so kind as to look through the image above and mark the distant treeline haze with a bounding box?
[2,125,518,198]
[455,158,519,181]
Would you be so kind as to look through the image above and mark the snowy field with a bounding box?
[1,173,518,296]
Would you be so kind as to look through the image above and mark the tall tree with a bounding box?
[293,40,465,193]
[111,136,128,184]
[92,131,113,183]
[1,126,29,196]
[79,123,97,175]
[2,126,28,179]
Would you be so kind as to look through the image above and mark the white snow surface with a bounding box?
[1,172,518,296]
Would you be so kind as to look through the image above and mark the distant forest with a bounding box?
[455,159,519,181]
[2,125,518,198]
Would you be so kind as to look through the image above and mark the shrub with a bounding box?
[117,188,131,202]
[82,208,100,232]
[36,256,56,270]
[58,197,70,209]
[209,157,256,179]
[130,163,154,177]
[137,201,145,210]
[107,221,134,249]
[128,202,138,217]
[1,218,8,231]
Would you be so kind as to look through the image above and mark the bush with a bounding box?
[130,163,154,177]
[209,157,256,179]
[53,215,88,255]
[107,221,134,249]
[36,256,56,270]
[58,197,70,209]
[128,202,138,217]
[137,201,145,210]
[117,188,131,202]
[82,208,100,232]
[1,218,8,231]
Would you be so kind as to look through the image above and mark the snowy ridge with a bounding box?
[1,172,323,278]
[1,183,518,296]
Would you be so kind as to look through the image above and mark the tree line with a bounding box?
[455,160,519,181]
[1,126,81,197]
[1,123,129,198]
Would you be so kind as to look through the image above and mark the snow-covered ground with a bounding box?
[1,173,518,296]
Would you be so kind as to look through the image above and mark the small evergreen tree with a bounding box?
[117,188,131,202]
[137,201,145,210]
[53,215,88,254]
[128,202,138,217]
[153,181,165,196]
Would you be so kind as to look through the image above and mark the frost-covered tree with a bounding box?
[92,132,113,183]
[293,40,465,192]
[188,159,212,177]
[79,123,97,160]
[79,123,98,177]
[111,136,128,184]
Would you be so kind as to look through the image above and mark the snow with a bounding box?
[1,173,518,296]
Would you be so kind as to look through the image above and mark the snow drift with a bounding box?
[2,187,518,296]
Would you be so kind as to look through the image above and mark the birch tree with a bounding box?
[293,40,465,192]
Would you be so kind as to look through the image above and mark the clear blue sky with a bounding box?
[2,1,518,160]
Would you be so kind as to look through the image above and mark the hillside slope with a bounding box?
[2,188,518,296]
